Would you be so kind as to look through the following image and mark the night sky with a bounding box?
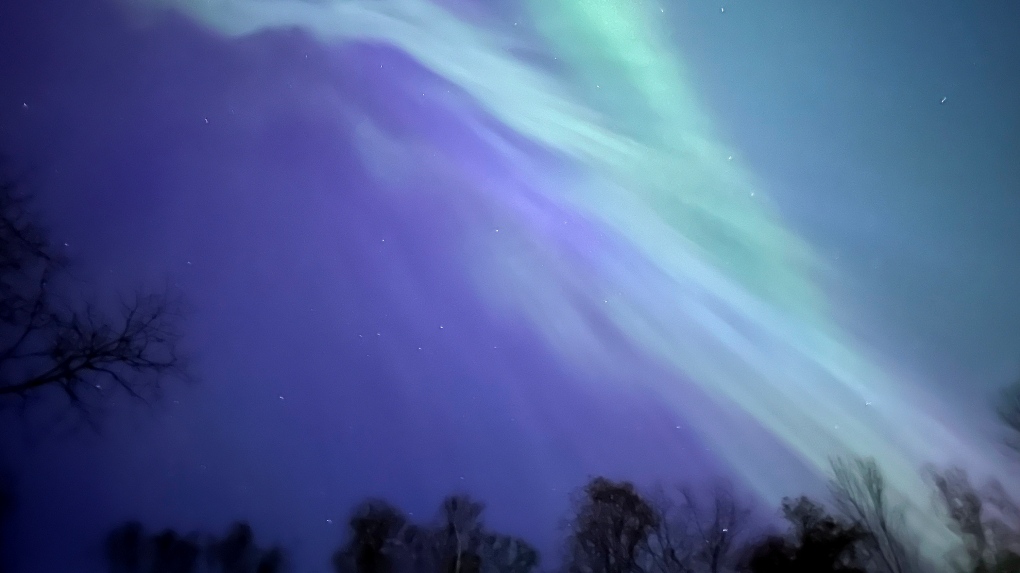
[1,0,1018,571]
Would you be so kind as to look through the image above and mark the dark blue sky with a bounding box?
[0,1,1018,572]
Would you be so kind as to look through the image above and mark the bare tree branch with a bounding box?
[925,465,1020,573]
[0,164,186,424]
[643,488,695,573]
[829,457,917,573]
[675,481,751,573]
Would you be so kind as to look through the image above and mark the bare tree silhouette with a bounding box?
[829,457,917,573]
[642,489,694,573]
[0,166,184,423]
[433,495,486,573]
[981,481,1020,573]
[927,466,1020,573]
[642,480,753,573]
[400,495,491,573]
[674,482,750,573]
[928,467,990,573]
[333,495,539,573]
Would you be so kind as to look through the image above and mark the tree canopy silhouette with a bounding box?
[105,520,286,573]
[333,499,408,573]
[332,494,539,573]
[563,477,660,573]
[927,466,1020,573]
[744,496,867,573]
[412,494,488,573]
[0,167,184,420]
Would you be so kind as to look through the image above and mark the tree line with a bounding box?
[1,165,1019,573]
[94,452,1020,573]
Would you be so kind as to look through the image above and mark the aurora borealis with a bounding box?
[1,0,1018,571]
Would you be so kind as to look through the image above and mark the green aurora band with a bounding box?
[126,0,1008,562]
